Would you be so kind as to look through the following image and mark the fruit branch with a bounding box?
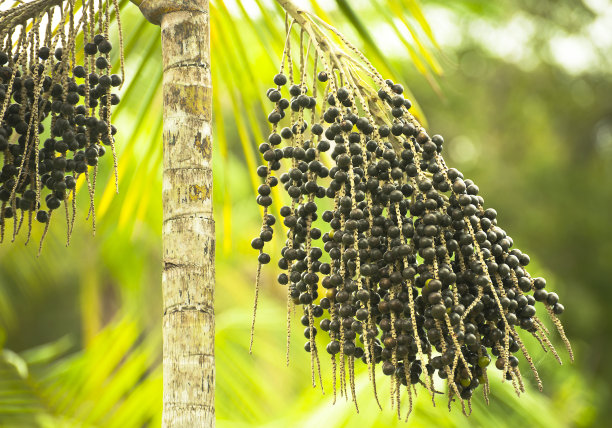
[0,0,123,248]
[0,0,63,34]
[275,0,358,75]
[251,0,573,416]
[274,0,424,150]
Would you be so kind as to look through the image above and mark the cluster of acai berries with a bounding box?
[252,63,571,411]
[0,30,121,240]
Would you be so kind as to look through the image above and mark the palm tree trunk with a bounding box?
[132,1,214,426]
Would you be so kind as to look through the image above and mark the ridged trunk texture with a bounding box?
[134,1,214,426]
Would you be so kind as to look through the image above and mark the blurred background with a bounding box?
[0,0,610,426]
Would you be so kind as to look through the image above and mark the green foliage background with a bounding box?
[0,0,609,426]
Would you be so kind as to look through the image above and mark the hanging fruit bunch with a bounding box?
[251,8,572,418]
[0,0,123,251]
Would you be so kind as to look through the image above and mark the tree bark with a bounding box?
[132,1,214,426]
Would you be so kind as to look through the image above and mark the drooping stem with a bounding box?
[274,0,341,67]
[0,0,63,34]
[274,0,307,28]
[274,0,405,138]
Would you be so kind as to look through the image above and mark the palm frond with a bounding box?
[0,317,161,427]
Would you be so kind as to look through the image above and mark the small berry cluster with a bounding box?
[251,25,571,416]
[0,0,124,249]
